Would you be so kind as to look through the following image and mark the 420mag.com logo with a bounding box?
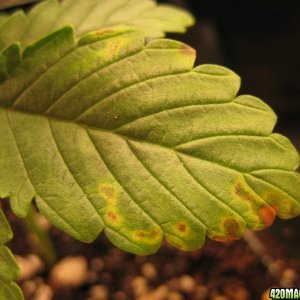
[270,288,300,299]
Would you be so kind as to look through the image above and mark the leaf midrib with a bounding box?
[2,106,297,248]
[2,106,290,174]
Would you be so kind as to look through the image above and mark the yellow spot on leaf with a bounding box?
[223,218,241,238]
[211,218,242,243]
[234,182,256,203]
[107,211,117,223]
[95,29,115,36]
[135,231,146,239]
[232,181,279,229]
[133,228,162,244]
[99,183,117,201]
[176,222,188,234]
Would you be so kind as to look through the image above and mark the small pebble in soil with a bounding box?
[152,285,170,299]
[224,284,250,300]
[141,262,157,281]
[179,275,196,293]
[168,278,179,291]
[167,291,184,300]
[32,284,53,300]
[281,268,297,287]
[138,285,170,300]
[131,276,149,298]
[193,285,209,300]
[113,291,128,300]
[212,295,230,300]
[87,284,109,300]
[21,280,38,298]
[50,256,88,288]
[16,254,44,281]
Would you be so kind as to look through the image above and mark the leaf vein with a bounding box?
[176,153,248,225]
[74,70,190,121]
[5,111,36,194]
[44,48,143,114]
[125,140,206,230]
[86,130,166,230]
[47,119,104,225]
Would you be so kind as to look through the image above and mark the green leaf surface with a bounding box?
[0,280,23,300]
[0,43,21,82]
[0,0,194,50]
[0,14,8,24]
[0,27,299,255]
[0,208,23,300]
[0,246,20,282]
[0,209,13,244]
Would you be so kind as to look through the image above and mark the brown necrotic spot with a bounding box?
[133,229,162,245]
[211,218,242,243]
[176,223,188,234]
[99,183,116,201]
[234,182,256,202]
[151,229,161,238]
[108,211,117,223]
[135,231,146,239]
[224,218,240,238]
[180,43,195,56]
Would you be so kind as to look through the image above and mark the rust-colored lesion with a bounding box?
[264,192,299,219]
[107,211,117,223]
[176,222,188,234]
[135,231,146,239]
[99,183,117,201]
[259,205,276,227]
[211,235,240,243]
[180,43,195,56]
[224,218,240,237]
[133,228,162,244]
[234,182,256,202]
[233,181,279,228]
[95,29,115,36]
[211,218,242,243]
[151,229,161,238]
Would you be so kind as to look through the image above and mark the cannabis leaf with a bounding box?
[0,0,42,10]
[0,0,194,50]
[0,27,299,255]
[0,209,23,300]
